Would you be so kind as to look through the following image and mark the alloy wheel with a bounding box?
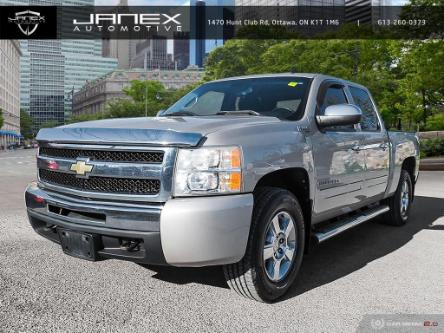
[400,179,410,219]
[263,211,297,282]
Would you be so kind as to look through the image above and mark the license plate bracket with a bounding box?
[58,228,99,261]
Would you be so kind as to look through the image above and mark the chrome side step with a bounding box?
[314,205,390,243]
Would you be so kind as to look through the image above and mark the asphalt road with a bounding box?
[1,149,443,332]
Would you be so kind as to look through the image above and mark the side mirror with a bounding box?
[316,104,362,127]
[156,109,166,117]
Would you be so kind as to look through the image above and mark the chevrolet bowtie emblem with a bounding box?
[70,160,93,176]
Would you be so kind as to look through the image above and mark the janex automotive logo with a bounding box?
[72,13,182,33]
[1,6,57,39]
[8,10,45,36]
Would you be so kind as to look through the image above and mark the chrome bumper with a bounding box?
[25,183,253,267]
[25,183,163,232]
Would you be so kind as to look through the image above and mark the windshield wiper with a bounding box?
[165,110,197,117]
[216,110,261,116]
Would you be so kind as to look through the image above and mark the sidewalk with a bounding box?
[420,157,444,171]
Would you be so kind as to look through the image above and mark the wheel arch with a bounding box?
[402,156,416,180]
[401,156,417,199]
[253,168,312,252]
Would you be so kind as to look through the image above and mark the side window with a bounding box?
[320,85,348,114]
[349,86,380,131]
[320,85,354,132]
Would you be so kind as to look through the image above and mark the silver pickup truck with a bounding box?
[25,73,419,302]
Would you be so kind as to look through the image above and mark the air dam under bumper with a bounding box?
[25,184,253,267]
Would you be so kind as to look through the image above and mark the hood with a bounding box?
[36,116,280,147]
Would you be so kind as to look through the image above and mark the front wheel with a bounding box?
[223,187,305,302]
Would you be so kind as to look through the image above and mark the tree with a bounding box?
[123,80,164,103]
[156,82,200,107]
[111,80,196,118]
[204,40,278,80]
[40,120,60,129]
[68,80,198,123]
[230,39,402,127]
[396,40,444,129]
[68,112,100,124]
[0,108,4,129]
[105,99,146,118]
[398,0,444,39]
[425,113,444,131]
[204,38,444,131]
[20,110,33,139]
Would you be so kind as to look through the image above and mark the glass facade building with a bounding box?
[61,39,118,123]
[189,0,235,68]
[20,40,65,129]
[2,0,118,131]
[0,40,21,149]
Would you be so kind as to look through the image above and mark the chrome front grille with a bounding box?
[39,169,161,195]
[40,147,164,164]
[37,144,176,202]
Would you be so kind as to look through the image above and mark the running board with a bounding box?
[314,205,390,243]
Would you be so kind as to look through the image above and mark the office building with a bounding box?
[62,40,118,121]
[73,69,204,116]
[103,39,137,70]
[19,40,117,131]
[131,38,174,70]
[0,40,21,149]
[235,0,343,5]
[101,0,137,70]
[19,40,65,132]
[3,0,118,131]
[189,0,235,68]
[173,33,190,70]
[345,0,394,24]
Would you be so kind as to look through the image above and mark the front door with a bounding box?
[312,81,366,221]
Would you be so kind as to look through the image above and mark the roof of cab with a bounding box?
[211,73,319,82]
[209,73,369,91]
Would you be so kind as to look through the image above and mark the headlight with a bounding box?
[173,146,242,196]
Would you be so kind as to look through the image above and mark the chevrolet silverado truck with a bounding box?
[25,74,420,302]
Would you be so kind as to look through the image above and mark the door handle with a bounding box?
[379,143,389,151]
[351,145,361,152]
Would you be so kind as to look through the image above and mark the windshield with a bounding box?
[163,76,311,120]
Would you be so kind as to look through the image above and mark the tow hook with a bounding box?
[120,239,141,252]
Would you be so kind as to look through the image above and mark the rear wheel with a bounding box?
[223,187,305,302]
[382,170,413,226]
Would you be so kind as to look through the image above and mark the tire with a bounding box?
[382,170,413,226]
[223,187,305,302]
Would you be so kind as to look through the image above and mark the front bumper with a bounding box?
[25,184,253,267]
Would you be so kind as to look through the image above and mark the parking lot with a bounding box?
[1,148,443,332]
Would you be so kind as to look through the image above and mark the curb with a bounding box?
[420,158,444,171]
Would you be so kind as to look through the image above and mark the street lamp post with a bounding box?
[145,80,148,117]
